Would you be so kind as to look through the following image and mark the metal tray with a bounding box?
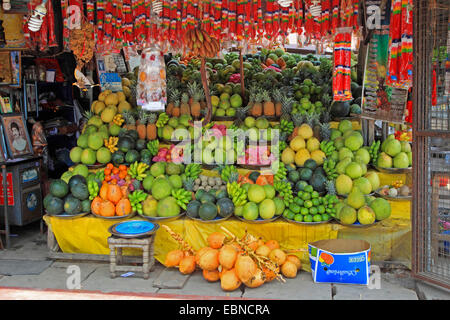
[87,163,106,170]
[108,220,160,238]
[336,220,380,228]
[373,166,412,174]
[282,216,332,225]
[47,211,90,219]
[235,215,280,224]
[237,164,270,170]
[187,213,232,223]
[213,116,236,121]
[137,211,185,222]
[91,211,136,220]
[201,164,217,170]
[374,188,412,201]
[338,192,375,198]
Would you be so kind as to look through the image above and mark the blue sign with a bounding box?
[99,73,123,92]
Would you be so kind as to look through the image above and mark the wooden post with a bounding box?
[200,57,212,126]
[239,49,245,98]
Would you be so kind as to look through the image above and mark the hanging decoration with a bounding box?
[332,27,352,101]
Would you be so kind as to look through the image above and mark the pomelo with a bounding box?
[230,94,243,108]
[259,199,276,219]
[109,123,121,136]
[369,198,391,220]
[336,157,352,174]
[344,133,363,151]
[77,134,89,148]
[273,197,285,215]
[345,162,363,179]
[248,185,266,203]
[289,136,306,152]
[353,177,372,194]
[339,147,354,161]
[357,206,376,225]
[393,152,409,168]
[96,147,111,164]
[384,139,401,157]
[88,133,104,150]
[263,184,276,199]
[377,152,393,168]
[338,120,353,133]
[347,188,365,209]
[72,164,89,178]
[339,205,357,225]
[80,148,96,165]
[243,202,259,220]
[355,148,371,164]
[70,147,83,163]
[336,174,353,195]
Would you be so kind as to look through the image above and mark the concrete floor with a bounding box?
[0,221,447,300]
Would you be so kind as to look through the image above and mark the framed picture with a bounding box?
[0,95,13,113]
[1,113,33,158]
[0,50,21,86]
[10,51,21,87]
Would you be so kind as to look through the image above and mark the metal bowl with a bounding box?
[87,163,106,170]
[336,220,380,228]
[91,211,136,220]
[187,213,233,223]
[373,166,412,174]
[235,215,280,224]
[108,220,160,238]
[47,211,90,219]
[374,188,412,201]
[137,211,186,222]
[282,216,333,225]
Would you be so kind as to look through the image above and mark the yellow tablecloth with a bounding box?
[44,213,412,271]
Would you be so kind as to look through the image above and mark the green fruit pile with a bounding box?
[282,183,339,223]
[70,123,113,166]
[186,188,234,221]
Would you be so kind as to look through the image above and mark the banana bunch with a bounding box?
[156,112,169,128]
[323,159,339,180]
[369,140,381,165]
[273,161,287,182]
[227,181,247,207]
[96,170,105,182]
[274,180,294,206]
[280,119,294,135]
[88,180,99,200]
[184,28,220,58]
[184,163,202,180]
[129,162,149,181]
[279,140,287,153]
[104,137,119,153]
[113,114,124,126]
[147,140,159,156]
[320,140,336,157]
[171,189,193,210]
[129,190,147,215]
[220,165,238,183]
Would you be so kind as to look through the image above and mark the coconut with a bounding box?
[198,248,220,271]
[268,248,286,266]
[164,250,185,267]
[286,255,302,270]
[265,240,280,250]
[207,232,226,249]
[247,241,259,251]
[281,261,298,278]
[262,266,279,282]
[219,244,238,269]
[179,255,196,274]
[243,268,266,288]
[220,268,242,291]
[255,245,271,257]
[235,254,258,283]
[195,247,213,265]
[202,269,220,282]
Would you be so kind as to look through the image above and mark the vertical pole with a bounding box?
[239,49,245,98]
[200,57,212,126]
[2,164,9,249]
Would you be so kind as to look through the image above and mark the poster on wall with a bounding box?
[96,52,128,92]
[361,0,408,123]
[0,113,33,159]
[0,8,26,48]
[0,172,14,206]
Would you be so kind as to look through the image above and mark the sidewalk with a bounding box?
[0,221,442,300]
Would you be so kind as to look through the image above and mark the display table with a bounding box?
[44,207,412,271]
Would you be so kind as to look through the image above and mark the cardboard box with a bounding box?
[308,239,371,285]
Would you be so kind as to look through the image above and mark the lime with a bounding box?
[312,198,320,207]
[304,185,314,193]
[311,191,319,198]
[309,207,318,215]
[313,214,322,222]
[300,207,309,215]
[295,198,304,206]
[287,210,295,220]
[294,214,303,222]
[283,210,291,218]
[301,192,311,201]
[318,205,326,214]
[304,214,313,222]
[304,200,313,208]
[289,203,301,214]
[303,79,313,86]
[297,181,308,191]
[321,214,330,221]
[328,204,334,209]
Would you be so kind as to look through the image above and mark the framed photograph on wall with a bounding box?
[1,113,33,158]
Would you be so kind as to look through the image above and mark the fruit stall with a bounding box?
[13,0,414,288]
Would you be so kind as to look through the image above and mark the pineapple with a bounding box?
[272,88,283,117]
[320,122,331,141]
[280,96,294,122]
[146,112,157,140]
[136,109,149,140]
[187,82,204,118]
[261,89,275,117]
[122,110,136,131]
[167,89,180,116]
[227,171,239,183]
[180,92,190,116]
[250,90,263,117]
[291,113,304,128]
[183,177,195,198]
[325,180,336,196]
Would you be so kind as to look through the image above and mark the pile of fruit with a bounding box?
[378,181,411,198]
[186,189,235,221]
[335,193,391,226]
[163,228,301,291]
[376,135,412,169]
